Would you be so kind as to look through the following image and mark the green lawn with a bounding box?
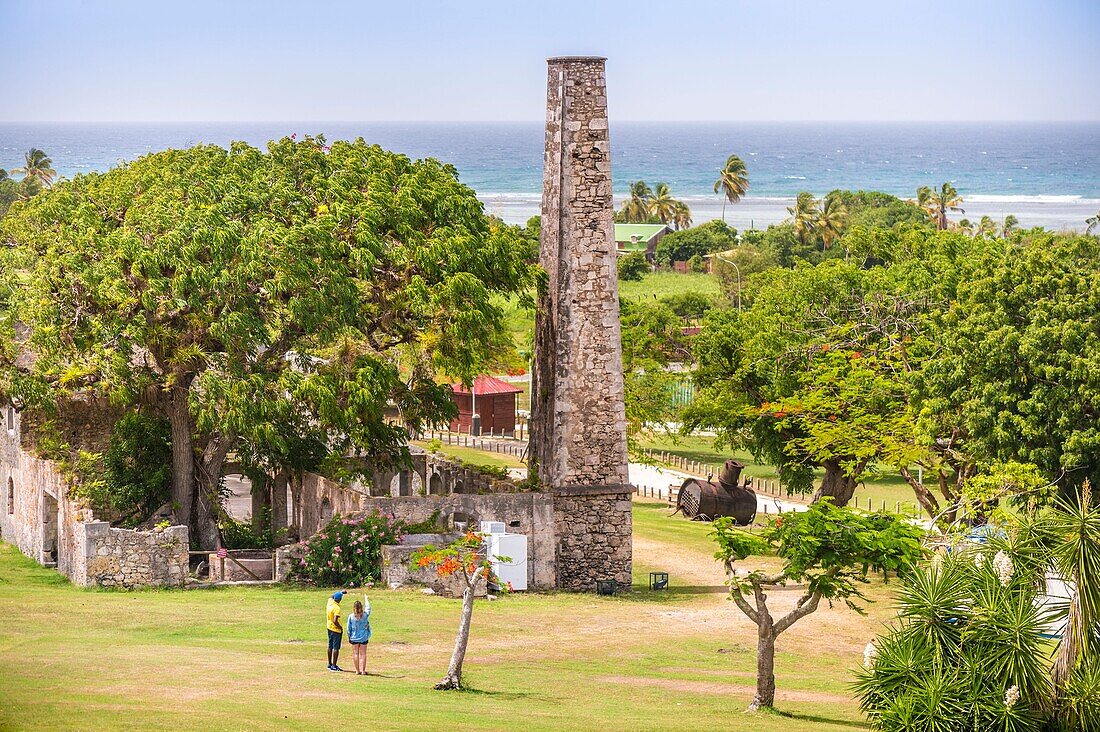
[620,271,722,302]
[413,441,526,470]
[0,500,890,731]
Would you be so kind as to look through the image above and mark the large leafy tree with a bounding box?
[913,232,1100,494]
[714,154,750,222]
[685,262,895,504]
[0,138,534,548]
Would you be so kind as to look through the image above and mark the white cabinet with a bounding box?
[485,532,528,591]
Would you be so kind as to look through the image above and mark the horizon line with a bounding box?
[3,118,1100,125]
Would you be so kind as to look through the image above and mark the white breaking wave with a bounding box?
[965,194,1095,204]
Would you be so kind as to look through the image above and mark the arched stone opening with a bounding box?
[428,473,444,496]
[319,497,333,525]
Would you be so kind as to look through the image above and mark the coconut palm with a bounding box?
[787,192,819,247]
[619,180,654,223]
[1001,214,1019,238]
[958,218,974,235]
[1085,210,1099,235]
[12,148,56,188]
[976,215,998,238]
[671,200,692,231]
[714,154,750,223]
[917,183,964,230]
[650,182,680,225]
[816,194,848,251]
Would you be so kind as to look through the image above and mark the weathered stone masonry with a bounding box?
[532,56,632,590]
[0,401,188,588]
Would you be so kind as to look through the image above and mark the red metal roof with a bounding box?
[450,375,524,396]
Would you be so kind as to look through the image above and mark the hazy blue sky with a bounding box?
[1,0,1098,122]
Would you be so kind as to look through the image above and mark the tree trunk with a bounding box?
[436,584,476,690]
[251,474,270,534]
[270,470,289,538]
[811,459,858,506]
[166,388,195,529]
[900,466,941,518]
[190,436,230,550]
[751,624,777,711]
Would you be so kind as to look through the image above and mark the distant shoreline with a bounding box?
[479,193,1099,232]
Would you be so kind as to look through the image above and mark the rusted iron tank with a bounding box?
[677,459,757,524]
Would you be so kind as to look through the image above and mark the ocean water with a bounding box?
[2,122,1098,229]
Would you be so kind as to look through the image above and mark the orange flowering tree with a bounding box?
[410,531,507,690]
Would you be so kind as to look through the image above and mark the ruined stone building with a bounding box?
[0,400,188,588]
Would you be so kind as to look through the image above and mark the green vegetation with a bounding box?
[616,180,691,229]
[653,219,737,266]
[856,484,1100,730]
[0,137,535,549]
[616,251,650,281]
[715,501,923,710]
[292,513,404,586]
[686,228,1100,521]
[70,411,172,527]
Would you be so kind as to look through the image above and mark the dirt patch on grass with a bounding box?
[599,674,851,704]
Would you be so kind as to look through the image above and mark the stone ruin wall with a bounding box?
[553,489,632,590]
[74,522,188,588]
[1,401,188,589]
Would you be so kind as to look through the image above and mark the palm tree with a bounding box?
[816,194,848,251]
[1001,214,1019,237]
[620,180,654,223]
[12,148,56,188]
[671,200,692,230]
[976,215,997,238]
[958,218,974,235]
[1085,210,1099,235]
[650,182,679,225]
[714,154,750,222]
[916,182,964,230]
[787,192,818,247]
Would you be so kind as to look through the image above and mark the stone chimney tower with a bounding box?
[531,56,631,590]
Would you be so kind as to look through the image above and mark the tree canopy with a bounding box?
[0,137,535,547]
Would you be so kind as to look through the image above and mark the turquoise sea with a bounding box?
[2,122,1098,229]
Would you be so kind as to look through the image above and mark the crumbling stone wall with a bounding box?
[74,522,188,588]
[2,400,187,588]
[356,492,556,590]
[553,487,632,591]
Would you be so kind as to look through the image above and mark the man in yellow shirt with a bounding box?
[326,591,347,672]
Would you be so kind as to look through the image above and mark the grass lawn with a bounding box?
[413,441,526,470]
[620,271,722,303]
[0,500,889,731]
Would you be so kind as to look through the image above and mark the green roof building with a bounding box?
[613,223,672,259]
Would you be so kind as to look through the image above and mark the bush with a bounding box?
[291,512,405,586]
[72,411,172,527]
[617,251,650,281]
[853,547,1051,731]
[220,507,283,549]
[654,220,737,266]
[687,254,707,272]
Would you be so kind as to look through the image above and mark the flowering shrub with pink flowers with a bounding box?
[291,512,405,586]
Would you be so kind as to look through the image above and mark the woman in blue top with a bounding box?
[347,598,372,675]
